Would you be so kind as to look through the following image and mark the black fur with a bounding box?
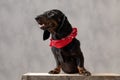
[35,9,91,75]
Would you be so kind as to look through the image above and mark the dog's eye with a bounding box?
[47,13,55,18]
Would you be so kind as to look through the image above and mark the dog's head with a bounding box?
[35,9,66,40]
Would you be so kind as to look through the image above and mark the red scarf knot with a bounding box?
[50,28,77,48]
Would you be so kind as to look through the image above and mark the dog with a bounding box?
[35,9,91,76]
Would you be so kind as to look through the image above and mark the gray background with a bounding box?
[0,0,120,80]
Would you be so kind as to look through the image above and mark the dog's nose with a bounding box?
[35,17,39,21]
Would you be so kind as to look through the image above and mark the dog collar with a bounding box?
[50,28,77,48]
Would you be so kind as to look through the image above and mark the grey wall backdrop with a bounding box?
[0,0,120,80]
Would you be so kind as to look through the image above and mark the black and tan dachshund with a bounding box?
[35,9,91,76]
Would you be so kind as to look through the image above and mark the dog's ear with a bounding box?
[43,30,50,40]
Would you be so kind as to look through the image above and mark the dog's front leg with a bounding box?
[76,57,91,76]
[48,56,61,74]
[49,47,62,74]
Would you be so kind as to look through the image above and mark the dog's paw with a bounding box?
[80,70,91,76]
[49,70,60,74]
[49,68,60,74]
[78,67,91,76]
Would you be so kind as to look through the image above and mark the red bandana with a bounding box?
[50,28,77,48]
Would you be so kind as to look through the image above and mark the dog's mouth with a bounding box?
[37,20,47,30]
[39,24,45,29]
[35,15,58,32]
[38,20,57,31]
[39,23,51,30]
